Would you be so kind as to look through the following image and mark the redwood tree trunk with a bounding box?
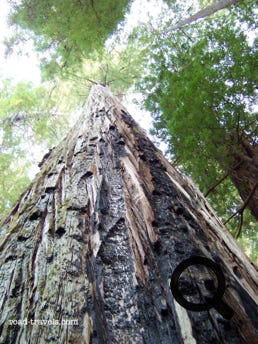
[0,85,257,343]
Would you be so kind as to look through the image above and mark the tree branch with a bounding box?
[179,28,194,42]
[204,158,244,197]
[204,170,229,197]
[224,180,258,237]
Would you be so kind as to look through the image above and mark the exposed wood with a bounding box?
[0,85,257,343]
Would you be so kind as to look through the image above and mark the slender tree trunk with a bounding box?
[163,0,239,34]
[0,85,257,343]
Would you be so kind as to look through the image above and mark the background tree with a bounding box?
[162,0,240,32]
[134,0,257,258]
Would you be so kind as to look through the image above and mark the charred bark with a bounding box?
[0,85,257,344]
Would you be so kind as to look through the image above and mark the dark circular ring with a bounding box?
[170,256,225,311]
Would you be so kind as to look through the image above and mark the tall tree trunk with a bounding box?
[0,85,257,343]
[163,0,239,34]
[228,138,258,221]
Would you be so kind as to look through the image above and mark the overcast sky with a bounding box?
[0,0,41,83]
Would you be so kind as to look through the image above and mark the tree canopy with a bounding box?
[139,21,257,198]
[6,0,132,78]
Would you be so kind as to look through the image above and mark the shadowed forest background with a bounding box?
[0,0,257,261]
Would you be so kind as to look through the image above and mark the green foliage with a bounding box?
[0,77,73,217]
[141,24,257,172]
[6,0,132,78]
[0,77,72,144]
[238,224,258,262]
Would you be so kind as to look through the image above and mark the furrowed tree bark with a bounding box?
[0,85,257,343]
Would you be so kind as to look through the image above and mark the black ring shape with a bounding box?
[170,256,226,311]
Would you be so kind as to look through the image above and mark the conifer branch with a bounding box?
[224,180,258,237]
[204,171,229,197]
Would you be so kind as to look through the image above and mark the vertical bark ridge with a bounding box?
[0,85,257,343]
